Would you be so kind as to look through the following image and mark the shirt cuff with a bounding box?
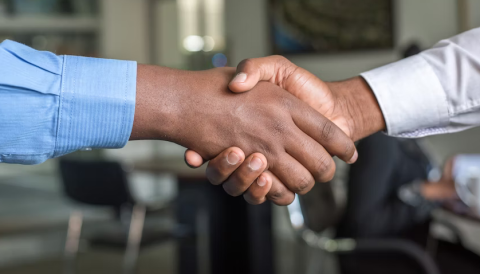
[360,55,450,137]
[54,55,137,157]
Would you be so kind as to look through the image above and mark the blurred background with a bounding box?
[1,0,480,274]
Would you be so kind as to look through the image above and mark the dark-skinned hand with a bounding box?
[131,65,357,205]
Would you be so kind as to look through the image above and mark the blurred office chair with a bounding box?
[59,159,170,274]
[287,190,440,274]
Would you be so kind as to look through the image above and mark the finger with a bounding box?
[243,172,273,205]
[185,149,206,168]
[222,153,267,197]
[266,171,296,206]
[286,129,336,183]
[205,147,245,185]
[269,153,316,195]
[229,56,296,93]
[290,100,357,164]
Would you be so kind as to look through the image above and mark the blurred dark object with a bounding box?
[335,133,438,274]
[134,159,274,274]
[59,159,172,274]
[5,0,97,15]
[338,134,480,274]
[403,43,422,58]
[0,0,100,57]
[336,133,432,239]
[269,0,394,54]
[11,0,58,15]
[0,0,13,14]
[60,160,133,207]
[288,182,440,274]
[57,0,74,14]
[289,133,480,274]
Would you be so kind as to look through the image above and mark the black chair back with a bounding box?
[59,159,133,207]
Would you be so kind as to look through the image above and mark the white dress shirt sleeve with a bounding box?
[360,27,480,138]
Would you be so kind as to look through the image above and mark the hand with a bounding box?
[421,158,457,201]
[185,56,385,205]
[131,65,357,204]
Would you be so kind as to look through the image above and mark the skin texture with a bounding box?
[131,64,357,204]
[185,56,386,205]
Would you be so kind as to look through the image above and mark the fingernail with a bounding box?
[257,176,267,187]
[348,150,358,164]
[231,72,247,83]
[227,152,240,165]
[249,157,263,171]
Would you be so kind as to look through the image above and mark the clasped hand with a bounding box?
[182,56,370,205]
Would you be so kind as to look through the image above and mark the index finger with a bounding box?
[228,56,297,93]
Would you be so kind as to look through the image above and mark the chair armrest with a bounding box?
[349,238,440,274]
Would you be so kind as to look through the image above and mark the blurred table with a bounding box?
[134,159,274,274]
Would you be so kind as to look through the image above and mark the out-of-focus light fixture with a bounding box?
[178,0,225,53]
[183,35,204,52]
[203,36,215,52]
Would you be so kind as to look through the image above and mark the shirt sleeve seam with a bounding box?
[68,57,77,151]
[121,62,128,141]
[53,55,67,157]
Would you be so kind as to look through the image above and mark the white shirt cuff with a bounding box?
[360,55,450,137]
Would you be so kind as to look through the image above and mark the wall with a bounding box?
[225,0,460,81]
[100,0,150,63]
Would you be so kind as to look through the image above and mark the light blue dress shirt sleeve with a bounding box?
[0,40,136,165]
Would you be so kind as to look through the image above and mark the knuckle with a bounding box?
[268,187,285,201]
[206,166,222,185]
[320,121,336,141]
[284,195,295,205]
[273,55,289,64]
[222,181,243,197]
[235,174,256,189]
[322,170,335,183]
[294,175,314,194]
[257,143,275,160]
[244,194,264,205]
[274,55,294,66]
[319,160,336,183]
[278,95,294,110]
[239,58,255,70]
[312,155,333,180]
[273,194,295,206]
[270,120,288,136]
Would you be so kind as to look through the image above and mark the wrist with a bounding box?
[327,76,386,141]
[131,64,185,141]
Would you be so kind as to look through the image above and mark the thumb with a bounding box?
[184,149,205,168]
[228,55,296,93]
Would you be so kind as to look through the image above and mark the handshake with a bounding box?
[132,56,386,205]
